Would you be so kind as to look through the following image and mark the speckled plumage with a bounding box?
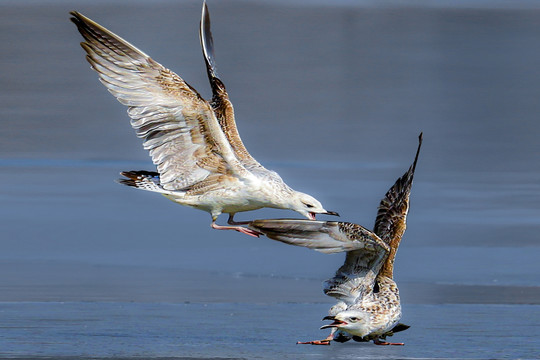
[249,134,422,345]
[70,3,337,236]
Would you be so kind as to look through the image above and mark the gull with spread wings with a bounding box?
[70,3,337,237]
[249,134,422,345]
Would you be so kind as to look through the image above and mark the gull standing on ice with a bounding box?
[249,134,422,345]
[70,3,337,237]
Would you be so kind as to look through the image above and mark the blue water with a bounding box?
[1,1,539,359]
[1,302,538,359]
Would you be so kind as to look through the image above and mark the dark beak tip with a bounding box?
[322,316,335,321]
[326,211,340,217]
[320,324,338,330]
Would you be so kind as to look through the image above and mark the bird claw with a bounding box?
[211,222,261,237]
[374,339,404,346]
[236,226,262,238]
[297,339,331,346]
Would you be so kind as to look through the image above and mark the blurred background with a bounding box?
[0,0,539,358]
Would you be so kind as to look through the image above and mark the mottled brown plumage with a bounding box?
[249,134,422,345]
[70,3,337,237]
[199,2,261,170]
[376,134,421,278]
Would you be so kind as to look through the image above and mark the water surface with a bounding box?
[0,1,539,359]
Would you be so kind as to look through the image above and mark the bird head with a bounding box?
[289,191,339,220]
[320,311,371,337]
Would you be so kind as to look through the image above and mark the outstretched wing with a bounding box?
[374,133,422,278]
[200,2,262,170]
[71,11,248,191]
[249,219,389,254]
[249,219,389,302]
[321,224,390,303]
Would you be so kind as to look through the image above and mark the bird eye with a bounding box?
[350,317,359,322]
[303,203,314,209]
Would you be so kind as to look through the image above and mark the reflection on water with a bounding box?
[1,1,539,358]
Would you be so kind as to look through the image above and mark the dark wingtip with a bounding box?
[117,171,136,187]
[201,0,209,29]
[411,132,423,174]
[69,10,87,26]
[391,323,411,333]
[116,178,137,187]
[119,170,136,178]
[120,170,159,178]
[69,11,98,44]
[117,170,160,188]
[200,0,226,95]
[69,11,81,26]
[200,0,216,73]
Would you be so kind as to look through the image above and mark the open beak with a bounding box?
[308,211,339,220]
[324,211,340,217]
[320,315,347,329]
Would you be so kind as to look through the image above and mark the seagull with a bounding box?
[249,133,422,345]
[70,3,337,237]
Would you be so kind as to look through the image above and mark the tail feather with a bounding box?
[117,170,164,193]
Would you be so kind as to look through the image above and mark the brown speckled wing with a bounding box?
[199,3,262,170]
[320,223,390,303]
[248,219,388,254]
[71,11,246,191]
[248,219,390,302]
[374,133,422,278]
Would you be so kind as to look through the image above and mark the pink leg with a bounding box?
[227,213,250,226]
[373,339,404,346]
[297,333,333,346]
[211,221,261,238]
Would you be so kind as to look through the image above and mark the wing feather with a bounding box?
[248,220,389,303]
[71,11,247,191]
[249,219,388,254]
[199,2,262,169]
[374,133,422,242]
[374,133,422,278]
[321,223,389,303]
